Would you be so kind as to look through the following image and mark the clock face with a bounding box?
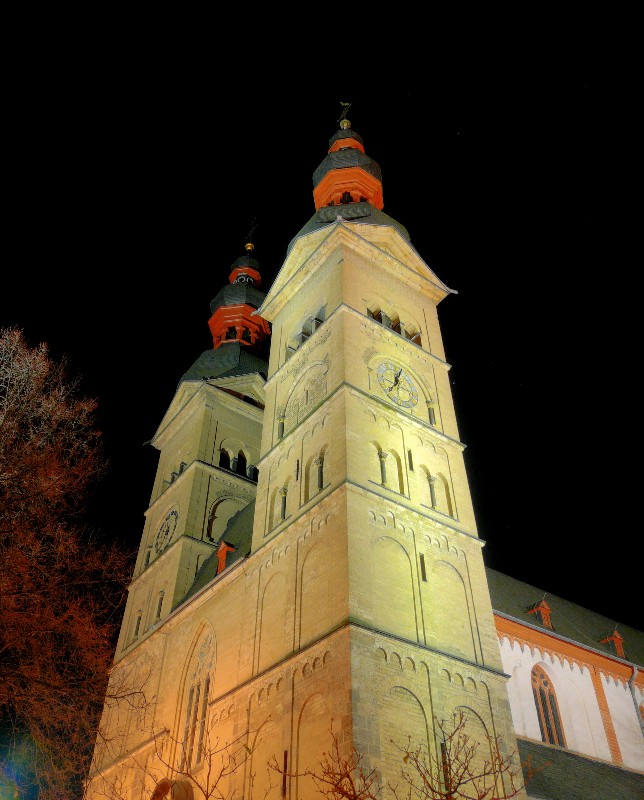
[154,510,179,553]
[376,361,419,408]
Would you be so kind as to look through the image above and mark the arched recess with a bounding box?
[388,449,405,494]
[434,473,454,517]
[303,445,328,503]
[249,719,281,800]
[368,441,385,485]
[299,541,332,648]
[372,536,417,642]
[426,561,476,662]
[295,693,330,800]
[446,706,498,798]
[284,362,328,435]
[207,496,247,542]
[258,572,290,673]
[380,686,430,798]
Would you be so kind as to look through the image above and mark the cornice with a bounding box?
[495,612,642,684]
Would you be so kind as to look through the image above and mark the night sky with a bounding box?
[4,58,636,629]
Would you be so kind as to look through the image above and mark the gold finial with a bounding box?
[338,101,352,128]
[244,218,257,252]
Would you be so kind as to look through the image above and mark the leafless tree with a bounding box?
[389,709,543,800]
[268,711,544,800]
[0,327,137,799]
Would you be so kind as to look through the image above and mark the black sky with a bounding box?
[3,53,637,629]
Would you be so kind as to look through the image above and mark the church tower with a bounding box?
[87,112,525,800]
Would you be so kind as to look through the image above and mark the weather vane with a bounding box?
[337,101,352,124]
[244,218,258,252]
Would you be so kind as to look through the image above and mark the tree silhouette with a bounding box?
[0,327,137,799]
[268,711,543,800]
[88,718,256,800]
[389,709,542,800]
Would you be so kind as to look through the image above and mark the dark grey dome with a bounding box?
[210,282,266,314]
[286,202,410,256]
[179,342,268,385]
[313,149,382,188]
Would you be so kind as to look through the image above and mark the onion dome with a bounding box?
[207,242,271,351]
[287,111,409,255]
[179,242,271,384]
[312,123,384,211]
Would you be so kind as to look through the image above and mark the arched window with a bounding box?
[180,632,214,773]
[181,675,211,770]
[316,456,324,491]
[155,591,165,620]
[531,666,566,747]
[235,450,247,476]
[218,450,231,470]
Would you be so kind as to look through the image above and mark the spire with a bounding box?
[207,233,270,351]
[285,104,410,256]
[312,102,384,212]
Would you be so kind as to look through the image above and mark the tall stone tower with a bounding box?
[87,114,525,800]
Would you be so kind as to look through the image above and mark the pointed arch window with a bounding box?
[218,449,231,470]
[181,675,211,770]
[531,666,566,747]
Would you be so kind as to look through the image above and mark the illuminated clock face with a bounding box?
[376,361,419,408]
[154,510,179,553]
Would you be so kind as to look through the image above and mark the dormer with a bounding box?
[600,628,626,659]
[527,599,553,629]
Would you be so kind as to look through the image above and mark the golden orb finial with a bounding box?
[338,101,352,129]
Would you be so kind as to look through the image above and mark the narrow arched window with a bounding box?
[531,666,566,747]
[155,591,165,620]
[316,456,324,491]
[181,676,210,770]
[133,612,142,639]
[235,450,247,476]
[219,450,231,470]
[428,474,437,508]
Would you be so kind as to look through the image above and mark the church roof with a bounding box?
[286,204,410,257]
[517,737,644,800]
[182,501,254,603]
[486,567,644,666]
[178,342,268,384]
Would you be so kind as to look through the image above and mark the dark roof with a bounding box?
[312,144,382,188]
[286,202,410,257]
[182,500,254,604]
[209,282,266,314]
[486,567,644,666]
[518,737,644,799]
[179,342,268,385]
